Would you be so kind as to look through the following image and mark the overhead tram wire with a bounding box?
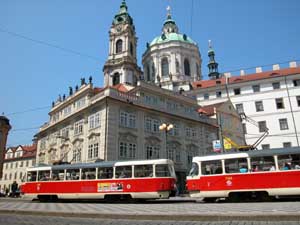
[190,0,194,37]
[0,26,99,62]
[6,105,51,116]
[10,126,41,132]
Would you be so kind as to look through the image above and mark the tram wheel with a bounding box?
[256,192,272,202]
[202,197,217,203]
[38,195,50,202]
[228,193,241,202]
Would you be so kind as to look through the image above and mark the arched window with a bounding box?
[113,72,120,85]
[184,58,190,76]
[176,59,180,73]
[116,39,123,53]
[161,57,169,77]
[196,63,200,78]
[151,63,155,81]
[146,64,150,81]
[130,42,133,55]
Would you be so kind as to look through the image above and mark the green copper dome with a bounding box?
[150,32,196,46]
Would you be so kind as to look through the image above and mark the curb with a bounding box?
[1,210,300,221]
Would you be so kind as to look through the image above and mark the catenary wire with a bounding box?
[0,26,99,62]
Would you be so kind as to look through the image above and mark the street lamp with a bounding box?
[159,123,174,158]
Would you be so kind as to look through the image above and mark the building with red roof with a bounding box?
[0,143,37,193]
[192,63,300,149]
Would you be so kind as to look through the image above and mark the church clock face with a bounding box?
[116,25,122,33]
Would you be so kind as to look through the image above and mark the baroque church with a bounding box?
[34,1,244,191]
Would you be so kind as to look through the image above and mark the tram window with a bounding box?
[278,154,300,170]
[189,162,199,176]
[51,170,64,181]
[155,164,171,177]
[251,156,275,171]
[134,165,153,177]
[66,169,80,180]
[115,166,132,178]
[98,167,113,179]
[225,158,248,174]
[38,170,50,181]
[201,160,222,175]
[81,168,96,180]
[27,171,37,182]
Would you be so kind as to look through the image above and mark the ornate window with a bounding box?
[112,72,120,85]
[184,58,190,76]
[60,145,69,162]
[187,144,198,167]
[116,39,123,53]
[73,147,81,162]
[119,133,137,160]
[75,97,86,109]
[61,127,69,139]
[88,143,99,159]
[145,117,160,133]
[89,112,101,129]
[74,119,84,135]
[161,57,169,77]
[119,142,136,159]
[146,145,160,159]
[120,111,136,128]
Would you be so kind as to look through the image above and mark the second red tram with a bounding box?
[186,147,300,202]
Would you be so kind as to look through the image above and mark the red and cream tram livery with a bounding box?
[21,159,176,201]
[186,148,300,202]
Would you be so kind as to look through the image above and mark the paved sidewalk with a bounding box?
[0,198,300,221]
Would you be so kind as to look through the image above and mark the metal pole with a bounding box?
[284,76,299,147]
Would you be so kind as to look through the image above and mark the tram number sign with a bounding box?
[213,140,222,153]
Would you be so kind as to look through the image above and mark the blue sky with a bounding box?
[1,0,300,147]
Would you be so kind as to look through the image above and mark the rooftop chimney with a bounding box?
[224,72,231,78]
[289,61,297,68]
[256,67,262,73]
[273,64,280,70]
[240,70,245,76]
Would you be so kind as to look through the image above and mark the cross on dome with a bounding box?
[208,40,212,49]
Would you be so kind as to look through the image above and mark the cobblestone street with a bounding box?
[0,198,300,223]
[1,213,300,225]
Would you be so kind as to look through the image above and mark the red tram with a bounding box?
[21,159,176,201]
[186,147,300,202]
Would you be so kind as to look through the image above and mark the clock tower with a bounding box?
[103,0,142,87]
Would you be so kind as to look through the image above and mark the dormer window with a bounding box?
[234,88,241,95]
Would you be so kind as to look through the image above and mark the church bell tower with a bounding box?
[103,0,142,87]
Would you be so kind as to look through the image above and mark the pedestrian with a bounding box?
[11,181,18,198]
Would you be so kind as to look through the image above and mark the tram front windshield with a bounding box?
[189,162,199,176]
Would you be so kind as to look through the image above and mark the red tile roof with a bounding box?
[198,102,225,116]
[93,87,104,94]
[192,67,300,89]
[5,144,37,160]
[111,83,131,92]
